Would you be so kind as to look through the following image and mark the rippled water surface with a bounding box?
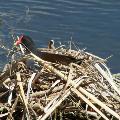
[0,0,120,73]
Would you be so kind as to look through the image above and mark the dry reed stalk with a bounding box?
[78,87,120,119]
[16,72,30,119]
[71,88,109,120]
[37,78,86,120]
[7,95,19,120]
[95,63,120,96]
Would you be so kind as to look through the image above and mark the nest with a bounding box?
[0,45,120,120]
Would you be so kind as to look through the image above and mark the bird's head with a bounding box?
[14,35,36,53]
[49,40,54,45]
[48,40,55,49]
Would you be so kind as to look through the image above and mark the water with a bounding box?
[0,0,120,73]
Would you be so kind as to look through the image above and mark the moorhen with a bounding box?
[48,40,55,49]
[14,35,82,65]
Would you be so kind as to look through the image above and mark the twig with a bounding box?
[16,72,30,119]
[71,88,109,120]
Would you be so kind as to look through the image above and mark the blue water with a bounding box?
[0,0,120,73]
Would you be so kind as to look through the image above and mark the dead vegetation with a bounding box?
[0,43,120,120]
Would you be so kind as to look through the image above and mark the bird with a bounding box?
[48,40,55,49]
[14,35,83,65]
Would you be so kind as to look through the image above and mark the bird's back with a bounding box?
[36,49,78,65]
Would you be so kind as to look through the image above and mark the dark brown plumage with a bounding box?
[36,50,77,65]
[15,35,82,65]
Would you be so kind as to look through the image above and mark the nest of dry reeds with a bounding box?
[0,44,120,120]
